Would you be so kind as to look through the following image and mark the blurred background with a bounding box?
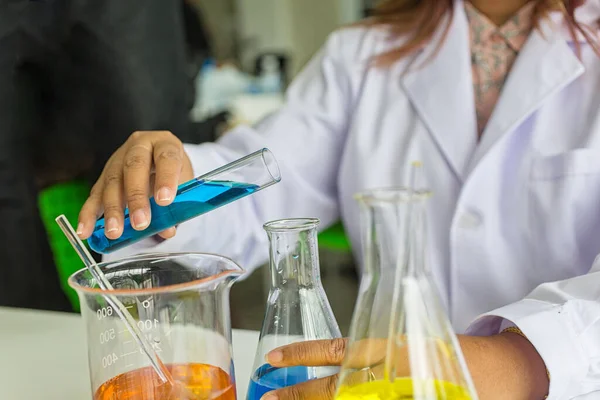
[187,0,368,334]
[2,0,376,335]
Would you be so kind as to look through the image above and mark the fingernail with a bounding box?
[266,350,283,363]
[132,210,149,229]
[157,187,173,202]
[76,222,84,235]
[261,392,278,400]
[106,218,119,233]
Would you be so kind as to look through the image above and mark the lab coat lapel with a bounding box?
[402,2,477,182]
[466,18,585,174]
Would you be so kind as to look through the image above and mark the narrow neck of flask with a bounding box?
[265,220,321,289]
[357,190,430,279]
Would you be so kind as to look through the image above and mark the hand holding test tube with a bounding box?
[87,148,281,254]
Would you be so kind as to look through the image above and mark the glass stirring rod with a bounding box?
[384,161,422,380]
[56,215,174,385]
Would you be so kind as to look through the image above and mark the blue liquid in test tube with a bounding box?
[88,180,258,254]
[87,148,281,254]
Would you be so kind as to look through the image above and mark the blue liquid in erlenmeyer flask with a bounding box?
[88,180,258,254]
[247,364,310,400]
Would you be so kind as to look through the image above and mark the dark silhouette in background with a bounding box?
[0,0,211,311]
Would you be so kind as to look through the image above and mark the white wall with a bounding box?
[235,0,294,71]
[287,0,340,74]
[235,0,357,77]
[337,0,363,24]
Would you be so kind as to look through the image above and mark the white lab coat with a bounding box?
[108,1,600,398]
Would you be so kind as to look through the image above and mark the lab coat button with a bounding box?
[457,211,482,229]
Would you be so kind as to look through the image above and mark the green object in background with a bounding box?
[37,180,351,310]
[38,180,91,312]
[318,222,351,252]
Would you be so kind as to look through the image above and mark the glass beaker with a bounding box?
[334,189,478,400]
[69,253,243,400]
[88,148,281,254]
[247,218,342,400]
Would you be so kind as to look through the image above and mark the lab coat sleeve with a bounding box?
[103,30,356,272]
[467,255,600,399]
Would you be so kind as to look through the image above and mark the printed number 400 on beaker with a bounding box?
[69,253,243,400]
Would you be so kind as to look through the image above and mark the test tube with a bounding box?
[88,148,281,254]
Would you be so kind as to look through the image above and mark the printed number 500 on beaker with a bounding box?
[95,299,160,369]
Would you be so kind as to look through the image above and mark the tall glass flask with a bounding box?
[335,189,478,400]
[247,218,342,400]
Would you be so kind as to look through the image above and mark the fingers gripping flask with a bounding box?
[247,218,342,400]
[334,188,479,400]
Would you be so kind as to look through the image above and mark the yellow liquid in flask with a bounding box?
[335,379,473,400]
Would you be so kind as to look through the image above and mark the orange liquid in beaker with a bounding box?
[94,363,235,400]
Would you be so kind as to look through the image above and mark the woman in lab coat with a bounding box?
[78,0,600,398]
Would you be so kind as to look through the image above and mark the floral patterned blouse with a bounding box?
[465,1,536,137]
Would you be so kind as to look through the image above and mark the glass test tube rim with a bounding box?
[68,252,244,297]
[199,148,282,188]
[263,218,320,233]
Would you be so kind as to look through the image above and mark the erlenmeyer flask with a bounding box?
[335,189,478,400]
[247,218,342,400]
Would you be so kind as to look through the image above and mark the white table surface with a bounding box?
[0,307,259,400]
